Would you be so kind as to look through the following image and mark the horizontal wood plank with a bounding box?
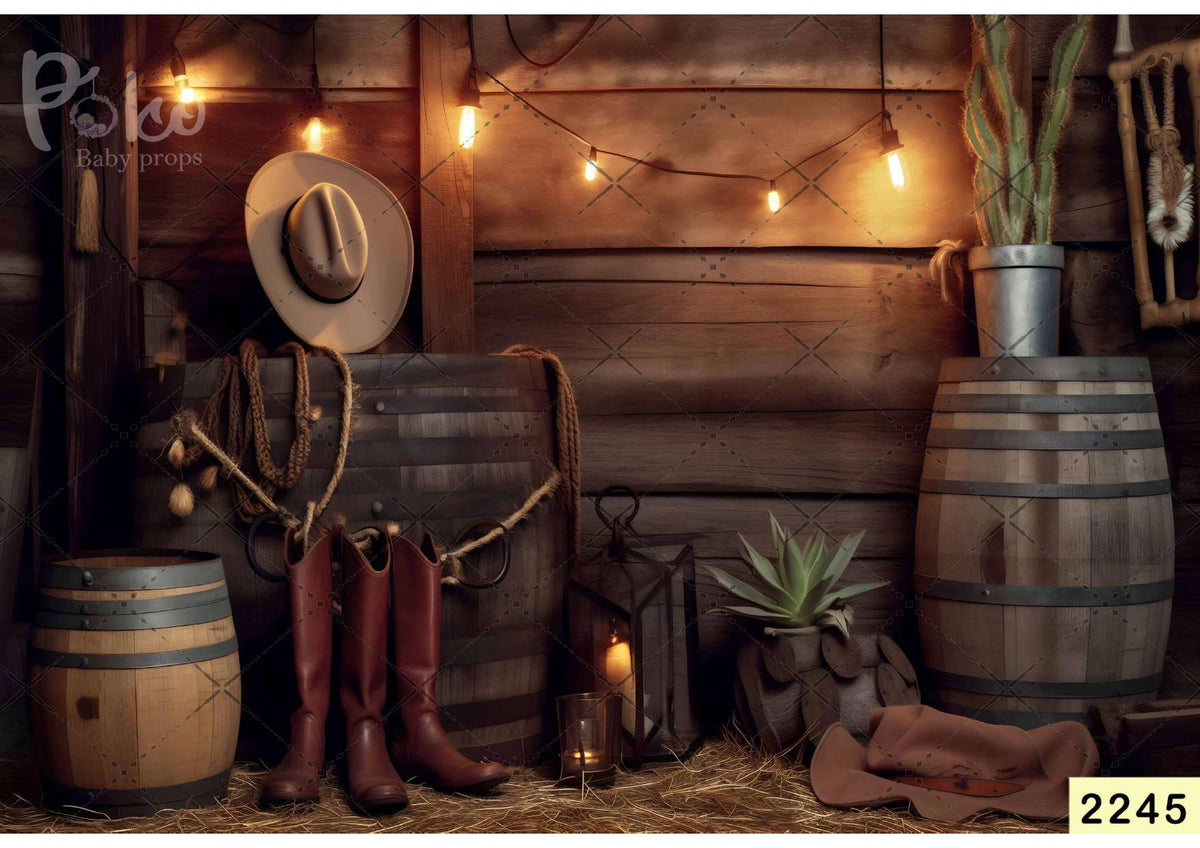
[1047,82,1128,243]
[476,279,971,414]
[473,89,973,250]
[138,15,418,90]
[580,411,927,494]
[137,96,420,280]
[473,15,970,92]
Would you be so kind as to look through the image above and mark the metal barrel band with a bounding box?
[938,705,1091,729]
[927,669,1162,699]
[36,585,229,616]
[41,769,230,816]
[918,477,1173,499]
[939,356,1151,383]
[439,690,545,730]
[34,599,233,631]
[28,637,239,669]
[932,393,1158,414]
[39,556,225,591]
[442,623,554,666]
[925,428,1164,451]
[914,574,1175,607]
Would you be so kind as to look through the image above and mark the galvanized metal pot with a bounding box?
[968,245,1064,356]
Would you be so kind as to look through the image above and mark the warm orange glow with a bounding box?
[887,150,909,193]
[767,187,781,213]
[179,85,197,104]
[585,146,598,181]
[604,629,636,734]
[304,117,324,152]
[458,106,477,149]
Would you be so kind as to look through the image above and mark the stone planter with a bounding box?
[969,244,1065,356]
[732,627,919,758]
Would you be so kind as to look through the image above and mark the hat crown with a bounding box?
[285,182,368,302]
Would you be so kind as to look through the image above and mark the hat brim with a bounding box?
[810,721,1089,822]
[245,151,413,353]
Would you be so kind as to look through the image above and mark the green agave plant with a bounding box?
[704,515,886,639]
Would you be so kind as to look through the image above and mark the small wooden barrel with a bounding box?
[915,356,1174,729]
[28,550,240,817]
[135,354,567,764]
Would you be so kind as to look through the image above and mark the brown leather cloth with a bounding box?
[810,705,1099,821]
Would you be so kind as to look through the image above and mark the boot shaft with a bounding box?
[389,534,443,707]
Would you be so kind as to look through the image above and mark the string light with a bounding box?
[461,15,891,210]
[878,16,909,193]
[458,68,482,150]
[302,25,324,152]
[170,47,197,104]
[303,117,324,152]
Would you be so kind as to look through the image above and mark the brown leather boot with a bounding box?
[388,534,510,793]
[261,530,336,806]
[340,533,409,814]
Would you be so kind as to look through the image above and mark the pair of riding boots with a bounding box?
[260,527,509,814]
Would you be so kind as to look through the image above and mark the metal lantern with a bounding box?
[563,487,705,768]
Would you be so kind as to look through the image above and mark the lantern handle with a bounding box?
[594,485,641,530]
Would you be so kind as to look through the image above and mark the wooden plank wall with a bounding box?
[470,13,1200,700]
[126,14,1200,706]
[471,14,974,692]
[136,14,422,360]
[0,16,56,718]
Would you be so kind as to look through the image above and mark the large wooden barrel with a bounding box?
[134,354,568,765]
[28,550,240,817]
[915,356,1174,729]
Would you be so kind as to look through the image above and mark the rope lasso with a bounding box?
[166,343,581,581]
[168,340,354,551]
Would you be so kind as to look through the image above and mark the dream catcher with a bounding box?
[1109,17,1200,328]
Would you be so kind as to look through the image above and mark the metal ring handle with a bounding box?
[246,513,290,584]
[451,519,511,590]
[594,485,640,529]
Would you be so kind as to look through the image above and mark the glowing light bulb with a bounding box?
[179,85,197,104]
[458,105,477,149]
[880,114,909,194]
[304,117,324,152]
[767,180,781,213]
[584,146,598,182]
[886,150,909,193]
[170,49,197,105]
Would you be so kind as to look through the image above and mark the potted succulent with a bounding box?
[705,517,917,755]
[951,14,1091,356]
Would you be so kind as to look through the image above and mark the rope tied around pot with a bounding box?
[166,342,581,582]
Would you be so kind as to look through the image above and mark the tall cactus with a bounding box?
[964,15,1091,245]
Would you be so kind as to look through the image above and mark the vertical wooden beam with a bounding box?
[60,15,140,548]
[419,15,475,353]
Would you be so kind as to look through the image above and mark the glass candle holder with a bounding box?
[556,692,620,786]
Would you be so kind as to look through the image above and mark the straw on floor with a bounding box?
[0,739,1063,834]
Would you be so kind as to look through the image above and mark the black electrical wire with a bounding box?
[505,15,599,69]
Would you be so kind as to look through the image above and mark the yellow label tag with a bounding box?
[1070,778,1200,832]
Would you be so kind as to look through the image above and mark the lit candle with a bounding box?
[605,629,637,734]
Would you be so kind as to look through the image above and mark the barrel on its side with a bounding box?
[915,356,1174,729]
[134,354,567,764]
[28,550,240,817]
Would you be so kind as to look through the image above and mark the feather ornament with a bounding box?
[1147,157,1195,252]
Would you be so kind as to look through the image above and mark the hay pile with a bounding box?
[0,740,1063,834]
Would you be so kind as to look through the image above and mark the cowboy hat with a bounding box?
[810,705,1099,821]
[244,151,413,353]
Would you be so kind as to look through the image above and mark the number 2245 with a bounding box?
[1080,792,1187,826]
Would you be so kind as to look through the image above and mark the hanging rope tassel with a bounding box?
[73,168,100,254]
[928,239,970,302]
